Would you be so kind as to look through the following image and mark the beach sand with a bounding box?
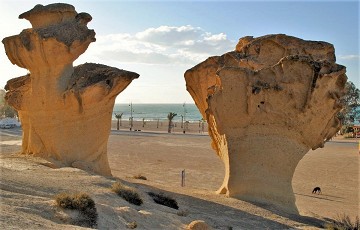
[0,122,358,229]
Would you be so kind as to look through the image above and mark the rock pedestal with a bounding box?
[3,3,139,176]
[185,34,347,213]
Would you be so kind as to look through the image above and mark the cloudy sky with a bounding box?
[0,0,358,103]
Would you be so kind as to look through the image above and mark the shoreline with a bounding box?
[111,120,209,135]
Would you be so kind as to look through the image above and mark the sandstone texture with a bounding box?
[185,34,347,213]
[187,220,210,230]
[3,3,139,176]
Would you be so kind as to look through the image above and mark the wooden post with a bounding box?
[181,169,185,187]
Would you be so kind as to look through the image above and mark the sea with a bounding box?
[112,104,203,122]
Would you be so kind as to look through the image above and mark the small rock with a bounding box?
[187,220,210,230]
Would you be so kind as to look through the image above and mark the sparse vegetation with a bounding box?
[337,81,359,126]
[54,192,98,228]
[126,221,137,229]
[343,133,354,138]
[325,214,359,230]
[148,192,179,209]
[111,182,143,206]
[133,174,147,180]
[0,89,18,118]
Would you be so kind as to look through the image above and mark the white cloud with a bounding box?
[204,33,227,41]
[135,25,203,46]
[338,55,359,60]
[83,25,235,66]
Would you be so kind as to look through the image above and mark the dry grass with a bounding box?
[111,182,143,206]
[54,192,98,228]
[325,214,359,230]
[148,192,179,210]
[126,221,137,229]
[133,174,147,180]
[343,133,355,138]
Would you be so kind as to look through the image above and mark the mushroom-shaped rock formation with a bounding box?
[185,34,347,213]
[3,3,139,176]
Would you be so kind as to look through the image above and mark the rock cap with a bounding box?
[19,3,77,29]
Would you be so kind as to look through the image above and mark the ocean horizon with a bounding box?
[112,103,203,122]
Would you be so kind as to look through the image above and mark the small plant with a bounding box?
[325,214,359,230]
[54,192,98,228]
[148,192,179,209]
[133,174,147,180]
[126,221,137,229]
[111,182,143,206]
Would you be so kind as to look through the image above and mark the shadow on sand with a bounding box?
[241,198,325,229]
[295,192,342,202]
[95,178,327,229]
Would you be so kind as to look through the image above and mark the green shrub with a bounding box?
[111,182,143,206]
[54,192,98,228]
[325,214,359,230]
[148,192,179,209]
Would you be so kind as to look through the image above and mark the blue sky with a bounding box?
[0,0,358,103]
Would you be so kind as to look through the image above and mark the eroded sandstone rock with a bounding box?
[185,34,347,213]
[3,3,139,176]
[186,220,210,230]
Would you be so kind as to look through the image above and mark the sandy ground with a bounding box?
[0,123,359,229]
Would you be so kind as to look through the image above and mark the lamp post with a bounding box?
[181,115,184,129]
[129,102,133,131]
[183,103,186,134]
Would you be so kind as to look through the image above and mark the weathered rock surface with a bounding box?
[187,220,210,230]
[3,3,139,176]
[185,34,347,213]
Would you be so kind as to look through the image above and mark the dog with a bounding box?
[312,187,322,194]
